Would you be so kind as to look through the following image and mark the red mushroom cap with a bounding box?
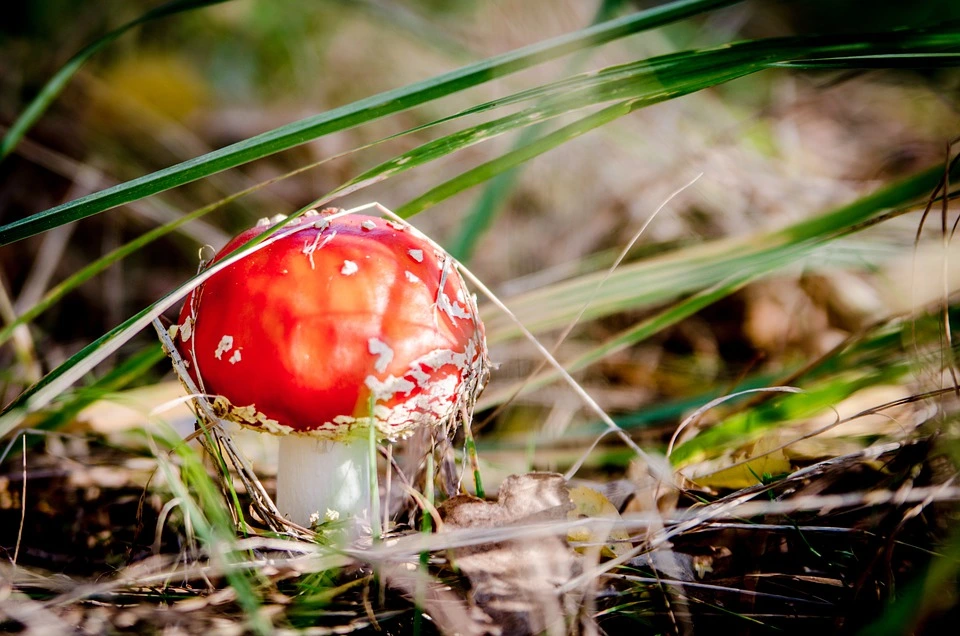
[175,211,486,441]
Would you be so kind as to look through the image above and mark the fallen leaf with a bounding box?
[438,473,576,636]
[566,485,631,557]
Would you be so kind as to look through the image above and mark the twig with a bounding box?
[13,434,26,569]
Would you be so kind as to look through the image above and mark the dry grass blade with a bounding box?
[153,318,291,536]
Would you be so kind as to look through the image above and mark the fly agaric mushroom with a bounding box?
[174,209,487,527]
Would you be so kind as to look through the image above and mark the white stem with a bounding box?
[276,436,371,527]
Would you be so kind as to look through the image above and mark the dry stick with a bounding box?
[910,150,956,393]
[38,550,348,610]
[12,434,26,569]
[0,594,75,634]
[337,480,960,562]
[13,223,76,316]
[605,573,833,607]
[940,140,960,397]
[573,440,930,593]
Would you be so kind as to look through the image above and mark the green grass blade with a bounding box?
[394,100,642,218]
[30,343,167,434]
[478,271,759,410]
[447,0,628,263]
[482,160,957,343]
[0,0,232,161]
[475,156,957,407]
[448,167,523,262]
[0,206,220,350]
[669,365,908,466]
[3,20,957,447]
[0,0,742,246]
[775,53,960,69]
[0,156,340,349]
[385,28,960,221]
[153,438,270,633]
[0,217,311,437]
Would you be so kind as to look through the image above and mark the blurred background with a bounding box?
[2,0,959,474]
[3,2,960,632]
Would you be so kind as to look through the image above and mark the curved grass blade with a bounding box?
[475,159,958,407]
[0,205,224,351]
[394,99,644,218]
[482,160,958,342]
[477,270,761,411]
[330,53,746,203]
[29,342,167,434]
[0,213,324,438]
[0,0,233,161]
[668,306,960,465]
[0,0,742,246]
[669,365,907,466]
[151,439,270,634]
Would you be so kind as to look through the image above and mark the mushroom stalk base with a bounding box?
[276,436,372,528]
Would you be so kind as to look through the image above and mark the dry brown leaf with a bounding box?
[438,473,577,636]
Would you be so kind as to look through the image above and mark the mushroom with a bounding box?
[174,210,487,527]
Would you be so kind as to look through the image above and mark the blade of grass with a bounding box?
[1,146,954,445]
[0,39,749,351]
[0,0,742,246]
[475,160,958,407]
[0,155,339,349]
[669,364,909,466]
[394,99,648,219]
[0,343,165,464]
[775,52,960,69]
[860,526,960,635]
[448,0,630,263]
[482,160,959,342]
[392,28,960,221]
[5,27,955,358]
[477,269,759,411]
[0,214,324,438]
[0,0,233,160]
[150,435,270,634]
